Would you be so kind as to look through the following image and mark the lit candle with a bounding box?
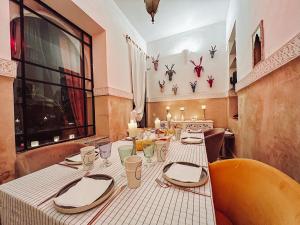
[31,141,39,147]
[128,120,138,137]
[166,106,170,111]
[167,112,172,122]
[180,107,185,111]
[154,118,161,129]
[69,134,75,139]
[201,105,206,110]
[54,136,60,142]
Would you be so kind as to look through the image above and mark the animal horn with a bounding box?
[200,56,203,64]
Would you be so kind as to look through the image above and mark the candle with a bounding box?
[167,112,172,122]
[128,120,138,137]
[180,107,185,111]
[166,106,170,111]
[54,136,60,142]
[201,105,206,110]
[31,141,39,147]
[154,118,161,129]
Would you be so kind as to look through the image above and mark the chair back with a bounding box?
[209,159,300,225]
[204,128,225,163]
[15,142,87,177]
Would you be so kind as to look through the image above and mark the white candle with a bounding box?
[166,106,170,111]
[128,120,138,137]
[31,141,39,147]
[54,136,60,142]
[201,105,206,110]
[154,118,161,129]
[167,113,172,122]
[180,107,185,111]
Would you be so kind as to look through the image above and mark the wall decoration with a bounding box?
[172,84,178,95]
[158,80,165,93]
[190,81,197,93]
[207,75,214,88]
[252,20,264,67]
[209,45,217,58]
[165,64,176,81]
[144,0,160,24]
[230,71,237,90]
[152,54,160,71]
[190,56,204,77]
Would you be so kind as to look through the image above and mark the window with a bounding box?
[10,0,95,152]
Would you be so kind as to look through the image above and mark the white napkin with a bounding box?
[54,177,112,207]
[165,163,202,183]
[182,137,203,144]
[66,154,82,162]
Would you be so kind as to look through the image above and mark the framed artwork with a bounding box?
[252,20,264,67]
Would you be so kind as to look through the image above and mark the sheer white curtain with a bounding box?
[128,42,147,122]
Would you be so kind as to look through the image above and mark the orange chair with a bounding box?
[15,142,87,177]
[209,159,300,225]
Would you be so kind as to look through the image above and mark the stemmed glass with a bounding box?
[118,145,133,176]
[99,142,112,167]
[142,140,155,167]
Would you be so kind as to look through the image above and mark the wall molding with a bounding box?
[236,33,300,91]
[147,91,228,102]
[94,87,133,99]
[0,58,17,78]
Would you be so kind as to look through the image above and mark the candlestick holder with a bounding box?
[132,136,137,155]
[203,109,206,120]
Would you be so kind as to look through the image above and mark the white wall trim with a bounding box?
[0,58,16,78]
[94,87,133,99]
[236,33,300,92]
[147,91,228,102]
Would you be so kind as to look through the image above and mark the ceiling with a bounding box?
[113,0,230,42]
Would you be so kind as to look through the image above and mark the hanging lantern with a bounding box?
[144,0,160,24]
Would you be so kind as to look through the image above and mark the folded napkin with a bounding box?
[188,129,202,133]
[54,177,112,207]
[182,137,203,144]
[165,163,202,183]
[66,154,82,162]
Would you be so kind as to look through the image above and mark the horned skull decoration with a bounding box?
[207,75,214,88]
[190,57,204,77]
[209,45,217,58]
[172,84,178,95]
[152,54,160,71]
[190,81,197,93]
[165,64,176,81]
[158,80,165,93]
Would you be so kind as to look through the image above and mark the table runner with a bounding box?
[0,133,216,225]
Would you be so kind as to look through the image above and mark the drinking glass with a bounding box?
[99,142,112,167]
[118,145,133,176]
[142,140,155,167]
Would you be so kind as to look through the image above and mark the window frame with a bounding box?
[10,0,96,152]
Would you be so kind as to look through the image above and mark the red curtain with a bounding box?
[64,70,85,136]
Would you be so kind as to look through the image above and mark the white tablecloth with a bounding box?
[0,132,216,225]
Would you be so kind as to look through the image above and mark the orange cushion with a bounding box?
[216,210,233,225]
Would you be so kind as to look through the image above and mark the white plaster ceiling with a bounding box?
[113,0,230,42]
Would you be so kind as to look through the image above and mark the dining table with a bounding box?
[0,131,216,225]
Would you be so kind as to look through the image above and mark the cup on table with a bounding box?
[99,142,112,167]
[142,140,155,167]
[155,140,169,162]
[118,145,133,176]
[80,146,96,171]
[124,155,142,189]
[175,128,182,141]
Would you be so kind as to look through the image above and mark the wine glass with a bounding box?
[142,140,155,167]
[118,145,133,176]
[99,142,112,167]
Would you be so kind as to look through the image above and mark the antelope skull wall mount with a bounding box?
[172,84,178,95]
[207,75,214,88]
[152,54,160,71]
[190,81,197,93]
[158,80,165,93]
[165,64,176,81]
[209,45,217,58]
[190,57,204,77]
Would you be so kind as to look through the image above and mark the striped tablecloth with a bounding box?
[0,132,216,225]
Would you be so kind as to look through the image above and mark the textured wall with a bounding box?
[0,76,16,184]
[231,57,300,181]
[147,98,228,129]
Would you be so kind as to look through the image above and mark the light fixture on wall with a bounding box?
[144,0,160,24]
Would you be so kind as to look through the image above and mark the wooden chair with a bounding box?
[15,142,87,178]
[204,128,225,163]
[209,159,300,225]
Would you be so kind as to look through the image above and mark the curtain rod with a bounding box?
[125,34,150,59]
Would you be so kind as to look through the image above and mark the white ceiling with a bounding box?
[113,0,230,42]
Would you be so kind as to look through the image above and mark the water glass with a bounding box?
[99,142,112,167]
[175,128,182,141]
[118,145,133,176]
[80,146,95,171]
[142,140,154,167]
